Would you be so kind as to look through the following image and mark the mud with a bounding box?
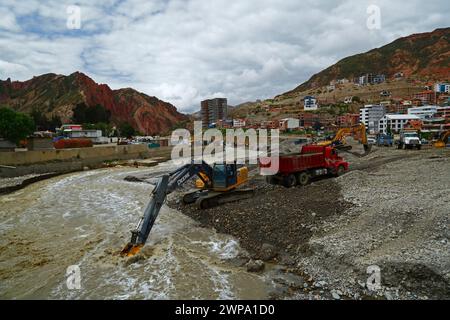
[0,164,276,299]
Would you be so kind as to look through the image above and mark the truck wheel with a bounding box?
[334,165,346,177]
[296,172,310,186]
[265,176,276,185]
[283,174,297,188]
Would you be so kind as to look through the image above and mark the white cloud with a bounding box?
[0,0,448,113]
[0,7,20,32]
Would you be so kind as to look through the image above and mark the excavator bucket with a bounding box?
[363,144,372,154]
[433,141,445,148]
[120,243,143,257]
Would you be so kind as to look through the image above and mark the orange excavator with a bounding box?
[317,123,371,156]
[433,130,450,148]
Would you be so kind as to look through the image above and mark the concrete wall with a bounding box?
[0,144,150,166]
[0,145,173,178]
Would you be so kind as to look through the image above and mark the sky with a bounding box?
[0,0,448,113]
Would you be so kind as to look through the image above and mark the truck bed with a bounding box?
[275,152,326,174]
[260,145,328,173]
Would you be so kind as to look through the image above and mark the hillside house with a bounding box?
[303,96,319,111]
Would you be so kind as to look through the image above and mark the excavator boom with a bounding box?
[318,123,371,156]
[120,161,212,256]
[120,161,253,257]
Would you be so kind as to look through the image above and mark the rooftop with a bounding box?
[385,114,421,120]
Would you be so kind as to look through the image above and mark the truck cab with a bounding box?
[376,133,393,147]
[398,131,421,150]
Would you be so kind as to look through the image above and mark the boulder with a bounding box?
[260,243,278,261]
[246,259,265,272]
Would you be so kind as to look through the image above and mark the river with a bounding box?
[0,162,273,299]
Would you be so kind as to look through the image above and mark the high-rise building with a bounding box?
[360,105,386,134]
[200,98,228,128]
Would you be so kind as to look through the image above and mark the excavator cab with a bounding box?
[212,164,237,190]
[196,163,248,191]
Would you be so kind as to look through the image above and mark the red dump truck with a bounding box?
[259,145,349,188]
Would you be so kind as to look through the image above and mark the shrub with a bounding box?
[0,107,35,144]
[53,138,93,149]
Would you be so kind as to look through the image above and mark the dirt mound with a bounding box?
[168,176,352,262]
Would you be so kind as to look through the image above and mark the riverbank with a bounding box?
[167,147,450,300]
[0,145,173,178]
[0,145,173,194]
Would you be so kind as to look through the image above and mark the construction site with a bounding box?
[1,126,448,300]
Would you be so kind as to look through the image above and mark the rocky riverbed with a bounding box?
[167,146,450,300]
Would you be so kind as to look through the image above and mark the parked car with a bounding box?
[367,137,376,145]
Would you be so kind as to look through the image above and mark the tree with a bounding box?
[118,122,136,138]
[0,107,35,144]
[83,122,113,136]
[313,121,323,131]
[386,126,392,136]
[31,108,62,131]
[73,103,111,124]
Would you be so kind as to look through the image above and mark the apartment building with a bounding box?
[379,114,421,134]
[360,105,386,134]
[407,106,438,120]
[336,114,360,127]
[201,98,228,128]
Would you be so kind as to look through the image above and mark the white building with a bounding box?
[434,83,450,93]
[379,114,421,134]
[280,118,300,131]
[344,96,353,104]
[360,105,386,134]
[303,96,318,111]
[232,119,246,128]
[407,106,438,120]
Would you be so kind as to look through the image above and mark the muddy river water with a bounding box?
[0,162,274,299]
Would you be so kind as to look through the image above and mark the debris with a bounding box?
[246,259,265,272]
[260,243,278,261]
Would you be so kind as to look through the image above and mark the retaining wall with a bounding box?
[0,145,173,178]
[0,144,150,166]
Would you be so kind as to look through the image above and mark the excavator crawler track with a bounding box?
[196,189,255,209]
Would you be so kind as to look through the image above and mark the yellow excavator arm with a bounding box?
[317,123,371,154]
[433,130,450,148]
[333,123,368,145]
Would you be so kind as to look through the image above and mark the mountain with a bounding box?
[0,72,188,135]
[280,27,450,98]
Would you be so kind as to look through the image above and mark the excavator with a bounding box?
[433,130,450,148]
[316,123,371,156]
[120,161,253,257]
